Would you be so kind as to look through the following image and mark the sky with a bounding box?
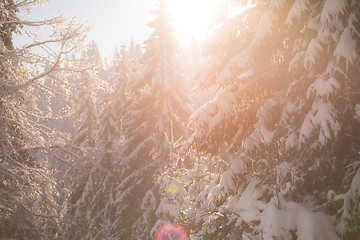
[20,0,223,58]
[24,0,155,57]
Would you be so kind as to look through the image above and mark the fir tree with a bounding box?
[112,1,192,238]
[129,36,142,60]
[111,43,132,137]
[72,74,99,148]
[179,0,360,239]
[83,90,119,240]
[86,40,108,82]
[62,51,101,239]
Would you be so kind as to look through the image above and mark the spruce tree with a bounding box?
[112,1,192,238]
[86,40,108,82]
[180,0,360,239]
[62,52,101,239]
[111,43,132,137]
[84,90,119,240]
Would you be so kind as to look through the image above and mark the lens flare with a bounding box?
[155,223,188,240]
[166,183,179,195]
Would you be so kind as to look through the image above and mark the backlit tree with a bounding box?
[179,0,360,239]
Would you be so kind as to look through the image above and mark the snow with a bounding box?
[356,104,360,121]
[141,189,157,211]
[286,0,309,25]
[327,190,336,201]
[285,131,298,149]
[230,199,265,225]
[244,117,275,151]
[217,47,252,85]
[155,199,180,219]
[38,0,360,238]
[260,198,340,240]
[307,15,321,31]
[126,137,152,162]
[334,26,358,71]
[244,98,280,151]
[304,38,322,70]
[299,112,315,145]
[299,102,340,146]
[307,63,340,98]
[275,162,292,185]
[313,102,340,145]
[288,51,305,74]
[348,11,360,35]
[178,135,194,156]
[196,178,219,209]
[193,56,219,89]
[321,0,348,24]
[203,12,251,57]
[254,10,276,47]
[217,171,341,239]
[207,185,223,207]
[271,0,288,10]
[230,156,246,175]
[258,118,274,143]
[292,38,308,54]
[190,87,237,133]
[230,178,266,211]
[220,169,237,194]
[337,168,360,236]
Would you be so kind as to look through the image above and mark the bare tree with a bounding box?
[0,0,90,238]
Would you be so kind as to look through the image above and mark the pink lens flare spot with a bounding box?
[155,223,188,240]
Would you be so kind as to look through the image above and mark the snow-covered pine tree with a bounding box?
[82,89,120,240]
[129,36,142,60]
[151,146,223,239]
[62,53,101,239]
[108,44,121,87]
[110,43,132,138]
[63,40,139,239]
[0,0,88,238]
[86,40,108,82]
[97,90,118,168]
[111,1,192,239]
[181,0,360,239]
[72,73,99,148]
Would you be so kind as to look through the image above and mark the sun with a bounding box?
[166,0,223,48]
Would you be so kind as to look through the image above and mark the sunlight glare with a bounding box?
[167,0,223,48]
